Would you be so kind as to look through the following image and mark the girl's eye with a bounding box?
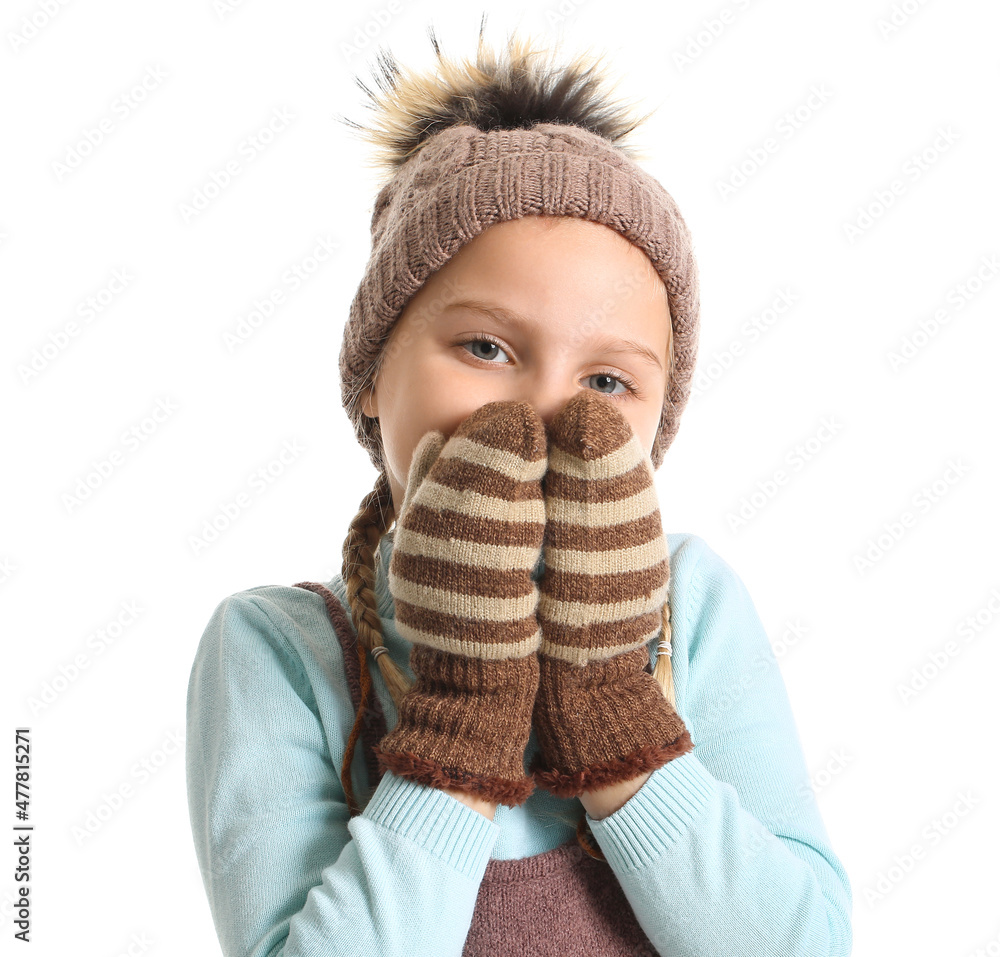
[458,336,641,400]
[586,372,634,399]
[462,337,509,363]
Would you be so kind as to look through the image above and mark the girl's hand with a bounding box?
[529,389,692,798]
[375,400,548,809]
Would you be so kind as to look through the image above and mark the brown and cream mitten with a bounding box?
[529,389,694,799]
[374,400,548,808]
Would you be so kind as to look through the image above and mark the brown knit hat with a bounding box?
[337,23,700,474]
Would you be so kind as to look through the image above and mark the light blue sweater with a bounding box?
[186,529,853,956]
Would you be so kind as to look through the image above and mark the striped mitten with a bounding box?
[374,400,548,808]
[529,389,693,798]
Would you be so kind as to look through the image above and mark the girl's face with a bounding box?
[361,215,671,519]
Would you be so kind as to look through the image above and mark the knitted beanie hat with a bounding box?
[337,24,700,475]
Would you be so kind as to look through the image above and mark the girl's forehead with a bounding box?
[395,216,671,349]
[444,217,665,291]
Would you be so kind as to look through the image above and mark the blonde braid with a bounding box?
[653,304,679,711]
[653,599,677,708]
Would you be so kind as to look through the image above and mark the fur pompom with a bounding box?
[335,14,657,184]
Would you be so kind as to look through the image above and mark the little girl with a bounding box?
[186,23,853,957]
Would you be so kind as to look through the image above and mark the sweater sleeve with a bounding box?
[584,536,853,957]
[185,591,501,957]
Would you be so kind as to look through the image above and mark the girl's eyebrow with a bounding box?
[445,298,664,372]
[445,298,534,329]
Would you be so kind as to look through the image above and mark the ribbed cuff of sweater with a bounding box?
[585,750,715,872]
[363,770,500,878]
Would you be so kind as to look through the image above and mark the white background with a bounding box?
[2,1,998,954]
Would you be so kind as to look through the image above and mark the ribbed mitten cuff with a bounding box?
[528,647,693,798]
[375,645,540,807]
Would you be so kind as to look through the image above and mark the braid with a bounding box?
[653,599,678,708]
[653,321,678,711]
[339,470,412,815]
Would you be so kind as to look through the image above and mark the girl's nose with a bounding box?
[519,386,576,432]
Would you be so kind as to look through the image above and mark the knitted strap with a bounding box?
[293,581,387,814]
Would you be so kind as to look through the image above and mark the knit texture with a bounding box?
[374,400,547,807]
[292,577,662,956]
[339,121,700,476]
[530,390,692,797]
[186,531,854,956]
[463,839,656,955]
